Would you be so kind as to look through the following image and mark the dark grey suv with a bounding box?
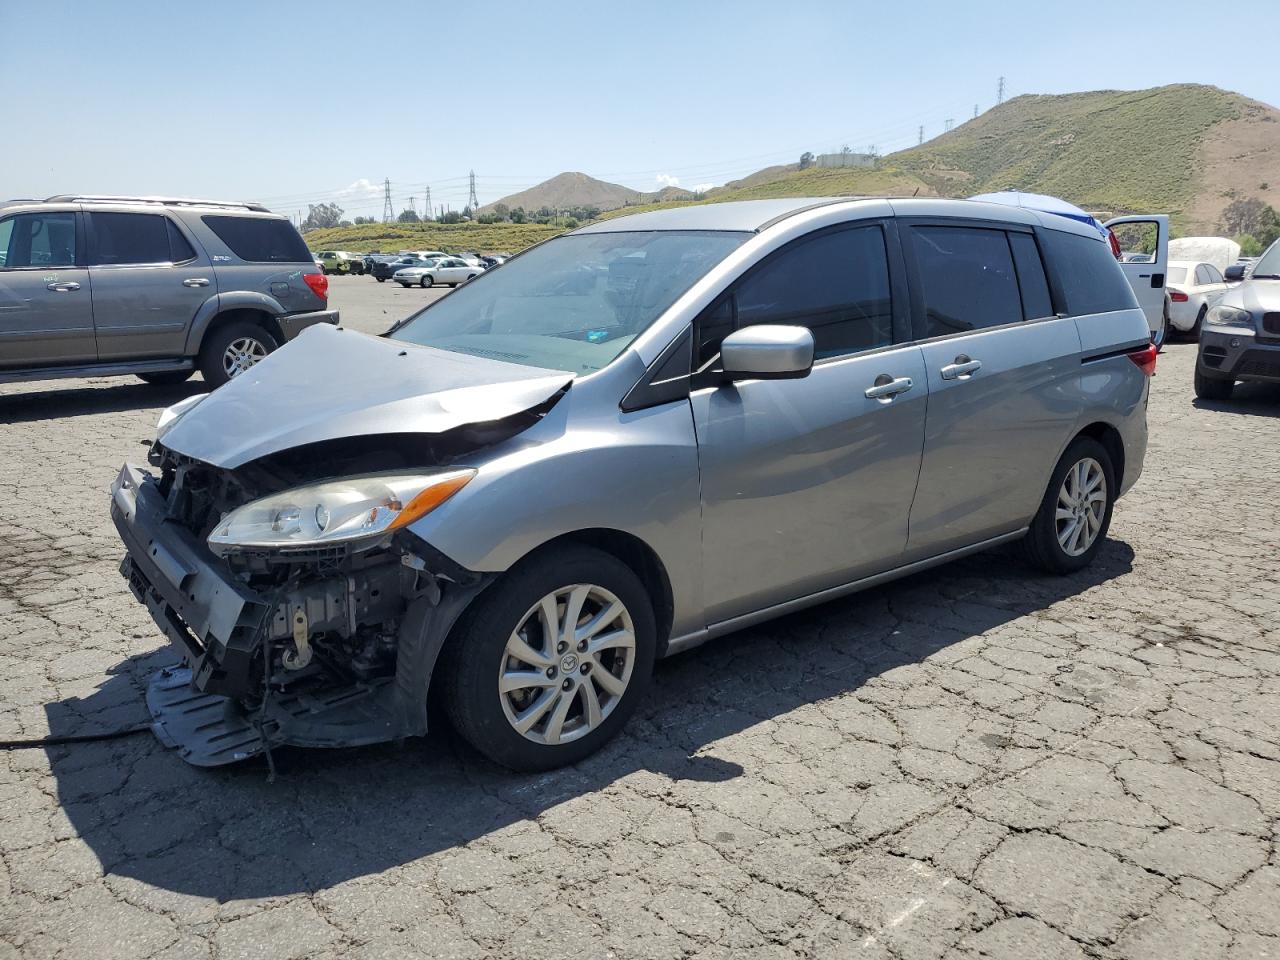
[0,195,337,388]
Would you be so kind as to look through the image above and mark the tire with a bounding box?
[440,544,657,771]
[320,266,328,275]
[376,277,386,283]
[1022,436,1116,575]
[398,282,411,288]
[1153,308,1169,353]
[421,275,434,288]
[197,319,279,389]
[1189,305,1207,341]
[466,273,477,282]
[136,369,194,386]
[1194,366,1234,401]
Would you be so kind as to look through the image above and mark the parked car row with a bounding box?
[313,250,366,275]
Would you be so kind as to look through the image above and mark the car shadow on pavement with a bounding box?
[43,538,1134,902]
[1191,379,1280,417]
[0,379,206,423]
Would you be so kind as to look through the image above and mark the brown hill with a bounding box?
[481,172,641,213]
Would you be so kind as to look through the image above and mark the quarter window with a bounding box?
[0,212,77,268]
[698,224,893,365]
[1203,264,1223,284]
[910,226,1023,337]
[90,213,170,265]
[1039,229,1140,316]
[166,219,197,262]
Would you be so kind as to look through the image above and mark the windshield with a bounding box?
[1252,240,1280,278]
[389,230,750,373]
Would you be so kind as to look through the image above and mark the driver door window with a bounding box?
[697,224,893,366]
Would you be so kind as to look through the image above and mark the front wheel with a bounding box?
[440,545,656,771]
[1194,366,1234,401]
[1022,436,1116,574]
[197,320,279,389]
[420,275,434,288]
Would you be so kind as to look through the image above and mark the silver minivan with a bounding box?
[112,198,1154,771]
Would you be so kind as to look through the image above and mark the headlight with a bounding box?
[155,394,205,440]
[207,469,475,556]
[1206,305,1255,329]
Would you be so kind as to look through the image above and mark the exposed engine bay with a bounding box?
[110,406,558,766]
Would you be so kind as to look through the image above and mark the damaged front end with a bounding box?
[111,435,505,767]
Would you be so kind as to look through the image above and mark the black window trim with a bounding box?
[164,216,199,266]
[0,210,85,271]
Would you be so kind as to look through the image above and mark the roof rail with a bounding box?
[43,194,271,213]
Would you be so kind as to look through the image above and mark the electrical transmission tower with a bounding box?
[468,170,479,213]
[944,118,954,133]
[997,76,1006,104]
[424,186,432,221]
[918,125,924,145]
[973,104,979,119]
[408,196,416,218]
[381,178,394,223]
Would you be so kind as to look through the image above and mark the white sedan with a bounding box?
[1166,260,1229,338]
[392,257,484,288]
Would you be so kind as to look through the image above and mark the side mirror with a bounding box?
[1224,264,1246,282]
[720,325,814,381]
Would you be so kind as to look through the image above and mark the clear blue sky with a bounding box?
[2,0,1275,220]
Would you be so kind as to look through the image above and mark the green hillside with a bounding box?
[302,221,561,254]
[891,84,1246,225]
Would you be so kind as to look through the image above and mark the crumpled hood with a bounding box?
[161,324,574,468]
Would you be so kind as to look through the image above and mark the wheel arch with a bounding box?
[196,307,284,355]
[1075,420,1126,491]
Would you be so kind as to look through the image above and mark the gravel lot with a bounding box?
[2,288,1279,960]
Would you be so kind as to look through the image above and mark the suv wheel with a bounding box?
[1023,436,1116,574]
[136,370,193,386]
[1194,366,1234,401]
[441,545,656,771]
[199,320,279,389]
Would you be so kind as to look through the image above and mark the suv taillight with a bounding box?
[1127,343,1158,377]
[303,272,328,301]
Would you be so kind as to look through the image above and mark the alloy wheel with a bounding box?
[1055,457,1107,557]
[222,336,268,379]
[498,584,636,745]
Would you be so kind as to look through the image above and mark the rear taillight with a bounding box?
[1169,289,1188,302]
[303,271,329,301]
[1127,343,1158,377]
[1108,229,1122,260]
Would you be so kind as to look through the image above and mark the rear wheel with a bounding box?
[1189,304,1207,341]
[376,276,386,283]
[198,319,278,389]
[136,370,193,386]
[1153,306,1169,352]
[1194,366,1234,401]
[441,545,656,771]
[1023,436,1116,574]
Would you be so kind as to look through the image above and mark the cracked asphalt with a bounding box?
[2,288,1279,959]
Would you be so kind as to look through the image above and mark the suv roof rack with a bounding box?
[43,194,271,213]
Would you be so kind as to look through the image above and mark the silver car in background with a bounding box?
[392,257,483,288]
[111,198,1153,771]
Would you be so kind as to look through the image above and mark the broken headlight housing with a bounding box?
[207,469,475,556]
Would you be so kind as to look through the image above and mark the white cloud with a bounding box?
[336,178,380,198]
[655,173,681,188]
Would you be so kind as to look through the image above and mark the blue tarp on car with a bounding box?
[969,190,1109,238]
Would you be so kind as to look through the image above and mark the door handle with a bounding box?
[182,278,211,287]
[864,375,914,400]
[46,281,80,292]
[940,356,982,380]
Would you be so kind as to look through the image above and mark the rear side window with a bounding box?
[1008,231,1054,320]
[90,213,170,265]
[201,215,312,263]
[909,226,1022,337]
[1040,229,1139,316]
[698,224,892,364]
[166,220,196,262]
